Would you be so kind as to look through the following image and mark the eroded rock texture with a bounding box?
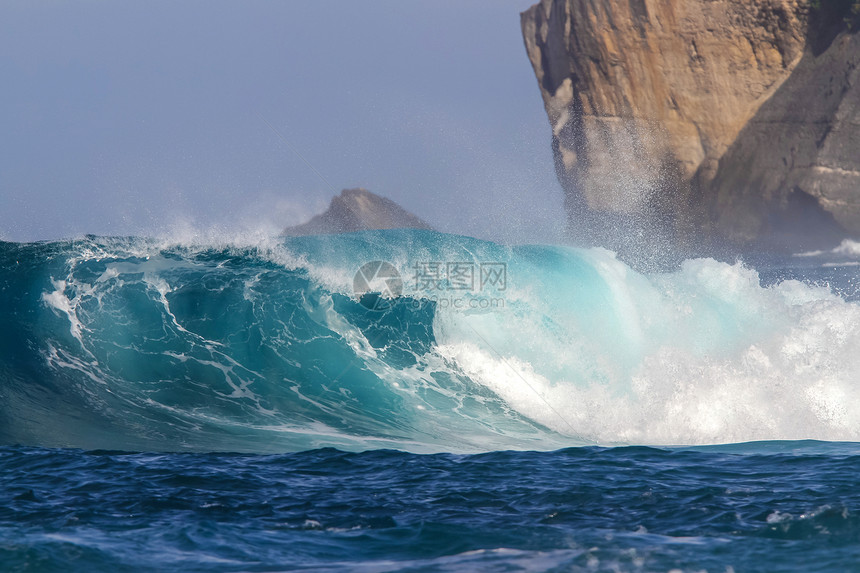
[522,0,860,252]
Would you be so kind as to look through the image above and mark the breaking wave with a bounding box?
[1,229,859,453]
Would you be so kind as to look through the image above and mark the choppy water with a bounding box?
[4,443,860,572]
[2,230,859,571]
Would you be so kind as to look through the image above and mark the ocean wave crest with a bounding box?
[1,230,858,452]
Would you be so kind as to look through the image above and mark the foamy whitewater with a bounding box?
[3,229,858,453]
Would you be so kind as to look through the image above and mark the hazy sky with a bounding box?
[0,1,565,243]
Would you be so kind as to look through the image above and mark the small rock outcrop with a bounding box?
[282,188,433,236]
[521,0,860,252]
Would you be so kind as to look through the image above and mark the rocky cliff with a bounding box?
[282,188,433,236]
[522,0,860,252]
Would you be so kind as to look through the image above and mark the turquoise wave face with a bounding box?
[1,230,859,453]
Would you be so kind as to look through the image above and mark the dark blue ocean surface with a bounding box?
[2,231,860,571]
[3,443,860,572]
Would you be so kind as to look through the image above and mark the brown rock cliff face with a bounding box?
[707,29,860,246]
[522,0,859,251]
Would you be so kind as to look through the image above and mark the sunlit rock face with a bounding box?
[283,188,433,236]
[522,0,860,252]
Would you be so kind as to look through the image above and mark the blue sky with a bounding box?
[0,1,565,243]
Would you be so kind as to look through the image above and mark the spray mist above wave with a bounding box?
[0,229,858,453]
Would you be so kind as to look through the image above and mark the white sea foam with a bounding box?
[796,238,860,258]
[42,279,95,352]
[435,250,860,445]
